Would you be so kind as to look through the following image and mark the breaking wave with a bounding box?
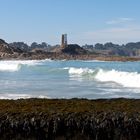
[0,63,21,72]
[0,60,51,72]
[68,67,140,88]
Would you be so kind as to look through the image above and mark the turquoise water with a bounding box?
[0,59,140,99]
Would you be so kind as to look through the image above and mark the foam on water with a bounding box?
[69,67,94,75]
[0,63,21,72]
[0,60,51,72]
[68,67,140,88]
[0,93,49,100]
[0,60,140,99]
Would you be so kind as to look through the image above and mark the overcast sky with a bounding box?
[0,0,140,45]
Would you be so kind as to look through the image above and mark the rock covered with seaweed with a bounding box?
[0,98,139,140]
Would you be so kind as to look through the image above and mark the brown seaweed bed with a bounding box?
[0,98,139,140]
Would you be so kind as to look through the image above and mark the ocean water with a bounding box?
[0,59,140,99]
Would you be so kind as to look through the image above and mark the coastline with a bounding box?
[1,52,140,61]
[1,52,140,139]
[0,98,139,140]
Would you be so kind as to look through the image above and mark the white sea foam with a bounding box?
[44,59,53,62]
[0,60,42,72]
[0,63,21,72]
[68,67,140,88]
[69,67,94,75]
[82,60,108,63]
[95,69,140,88]
[0,93,50,100]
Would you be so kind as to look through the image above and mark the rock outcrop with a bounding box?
[62,44,88,55]
[0,39,13,54]
[0,39,23,59]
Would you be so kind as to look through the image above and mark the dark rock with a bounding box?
[62,44,88,55]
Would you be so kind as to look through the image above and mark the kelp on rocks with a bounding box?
[0,98,139,140]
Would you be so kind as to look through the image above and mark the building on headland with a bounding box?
[61,34,67,49]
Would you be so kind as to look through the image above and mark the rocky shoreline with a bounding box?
[1,39,140,62]
[1,52,140,62]
[0,98,139,140]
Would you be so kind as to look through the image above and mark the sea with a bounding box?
[0,59,140,99]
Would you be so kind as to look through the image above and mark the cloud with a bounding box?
[76,17,140,44]
[81,25,140,44]
[106,18,134,25]
[70,18,139,45]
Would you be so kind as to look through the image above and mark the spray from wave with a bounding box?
[68,67,140,88]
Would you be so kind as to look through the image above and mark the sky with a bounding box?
[0,0,140,45]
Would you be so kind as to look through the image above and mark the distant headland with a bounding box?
[1,35,140,61]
